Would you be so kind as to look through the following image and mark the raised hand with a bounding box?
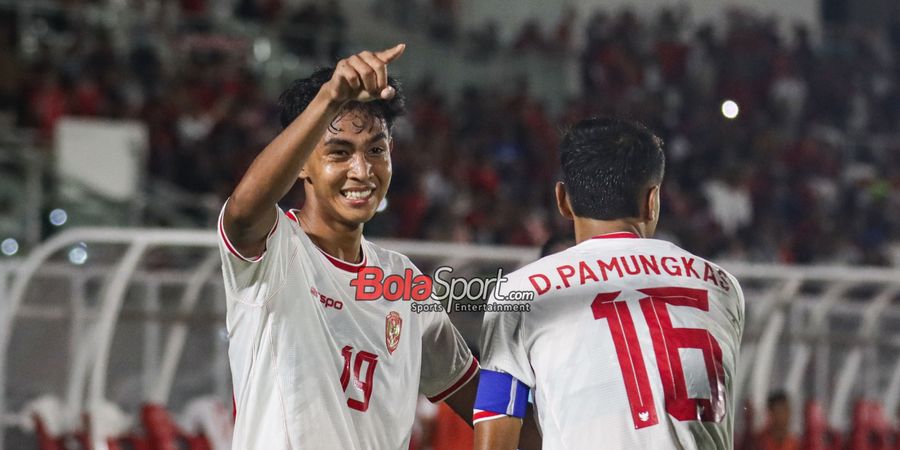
[324,44,406,104]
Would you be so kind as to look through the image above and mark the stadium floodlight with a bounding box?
[721,100,739,119]
[253,38,272,62]
[68,246,88,265]
[49,208,68,226]
[0,238,18,256]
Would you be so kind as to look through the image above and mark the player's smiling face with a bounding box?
[300,108,392,227]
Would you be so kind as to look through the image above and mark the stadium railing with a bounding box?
[0,132,44,250]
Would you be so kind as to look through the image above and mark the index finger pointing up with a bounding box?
[375,44,406,64]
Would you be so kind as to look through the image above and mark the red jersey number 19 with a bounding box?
[340,346,378,412]
[590,287,726,429]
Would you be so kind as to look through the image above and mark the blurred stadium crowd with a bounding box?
[3,2,900,450]
[2,0,899,269]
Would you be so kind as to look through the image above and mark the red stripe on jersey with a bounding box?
[287,209,367,273]
[473,410,505,423]
[317,248,367,273]
[428,358,479,403]
[219,209,278,262]
[591,291,659,428]
[591,231,639,240]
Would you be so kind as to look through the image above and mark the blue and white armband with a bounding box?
[473,369,530,424]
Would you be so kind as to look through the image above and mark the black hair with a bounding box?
[559,117,665,220]
[767,390,789,409]
[278,67,406,130]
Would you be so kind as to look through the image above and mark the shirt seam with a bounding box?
[218,199,279,264]
[425,355,478,401]
[265,306,295,450]
[229,237,300,308]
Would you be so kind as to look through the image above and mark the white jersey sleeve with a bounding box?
[479,285,534,388]
[472,281,535,423]
[729,271,746,343]
[217,201,294,305]
[412,263,479,402]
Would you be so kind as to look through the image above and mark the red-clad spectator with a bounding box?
[30,73,68,142]
[754,391,800,450]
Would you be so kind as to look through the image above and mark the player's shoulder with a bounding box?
[504,236,674,278]
[661,240,743,295]
[283,209,306,231]
[504,237,741,293]
[499,246,579,292]
[362,239,418,273]
[278,209,305,239]
[653,238,717,263]
[279,209,319,252]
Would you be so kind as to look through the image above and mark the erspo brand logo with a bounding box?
[311,286,344,310]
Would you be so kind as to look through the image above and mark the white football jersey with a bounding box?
[475,232,744,450]
[218,204,477,450]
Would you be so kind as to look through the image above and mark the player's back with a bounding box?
[480,232,744,449]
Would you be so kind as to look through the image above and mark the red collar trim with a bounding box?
[318,247,366,273]
[591,232,640,240]
[286,209,366,273]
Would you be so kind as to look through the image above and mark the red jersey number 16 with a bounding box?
[590,287,726,429]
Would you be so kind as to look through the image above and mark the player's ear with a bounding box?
[556,182,574,220]
[299,165,311,183]
[644,184,660,222]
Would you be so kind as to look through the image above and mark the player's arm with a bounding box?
[520,404,542,450]
[223,44,406,257]
[474,409,541,450]
[443,374,541,443]
[443,372,478,426]
[445,374,542,449]
[474,416,522,450]
[472,369,540,450]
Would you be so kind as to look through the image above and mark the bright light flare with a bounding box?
[69,246,88,265]
[721,100,739,119]
[1,238,18,256]
[49,208,68,226]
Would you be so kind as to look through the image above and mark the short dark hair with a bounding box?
[278,67,406,130]
[559,117,665,220]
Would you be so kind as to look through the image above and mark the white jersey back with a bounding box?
[218,205,477,449]
[480,233,744,450]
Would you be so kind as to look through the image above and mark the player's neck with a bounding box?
[296,208,365,263]
[572,218,644,244]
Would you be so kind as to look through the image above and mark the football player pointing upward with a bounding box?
[219,45,478,449]
[474,118,745,449]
